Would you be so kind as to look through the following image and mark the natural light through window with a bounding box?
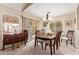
[3,23,19,34]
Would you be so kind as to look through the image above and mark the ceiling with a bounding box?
[24,3,78,19]
[0,3,78,19]
[0,3,33,12]
[0,3,23,11]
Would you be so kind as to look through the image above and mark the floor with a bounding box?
[0,39,78,55]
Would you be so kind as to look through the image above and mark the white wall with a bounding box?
[75,4,79,48]
[53,12,75,31]
[39,13,75,34]
[74,11,79,48]
[0,13,3,50]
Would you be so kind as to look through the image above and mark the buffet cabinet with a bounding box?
[3,30,28,50]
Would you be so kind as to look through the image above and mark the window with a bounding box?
[3,23,19,34]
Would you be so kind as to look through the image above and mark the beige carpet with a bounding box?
[0,40,78,55]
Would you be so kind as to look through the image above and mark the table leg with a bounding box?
[50,40,53,55]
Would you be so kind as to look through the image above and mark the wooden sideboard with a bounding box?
[3,30,28,50]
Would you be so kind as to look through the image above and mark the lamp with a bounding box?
[42,12,53,34]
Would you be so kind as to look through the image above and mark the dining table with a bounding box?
[34,34,56,55]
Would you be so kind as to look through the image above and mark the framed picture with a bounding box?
[3,14,18,23]
[65,20,72,27]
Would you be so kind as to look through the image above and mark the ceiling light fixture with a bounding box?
[43,12,51,27]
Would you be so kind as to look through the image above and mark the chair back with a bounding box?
[55,31,62,49]
[55,31,62,44]
[47,33,52,37]
[51,32,61,46]
[56,31,62,40]
[67,30,74,40]
[35,30,40,36]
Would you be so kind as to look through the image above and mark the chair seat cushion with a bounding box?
[37,39,44,43]
[61,37,68,40]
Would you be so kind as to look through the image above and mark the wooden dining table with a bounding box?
[34,34,56,55]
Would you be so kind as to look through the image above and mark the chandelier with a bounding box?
[43,12,50,27]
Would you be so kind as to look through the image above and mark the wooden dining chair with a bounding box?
[61,30,74,46]
[45,31,62,52]
[66,30,74,46]
[35,30,45,50]
[45,37,56,53]
[56,31,62,50]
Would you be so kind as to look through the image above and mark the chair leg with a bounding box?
[53,45,55,54]
[71,40,72,45]
[34,37,37,48]
[3,44,5,50]
[59,39,60,46]
[56,41,58,50]
[59,41,60,46]
[12,44,14,50]
[74,43,75,48]
[37,41,38,47]
[45,43,47,50]
[61,39,62,43]
[41,43,43,50]
[17,43,19,48]
[66,40,68,46]
[24,41,26,46]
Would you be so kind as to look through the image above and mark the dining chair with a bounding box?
[61,30,74,46]
[55,31,62,50]
[35,30,45,50]
[45,37,55,54]
[57,31,62,46]
[45,31,62,51]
